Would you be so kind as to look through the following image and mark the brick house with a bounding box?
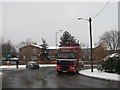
[80,44,113,62]
[93,44,120,61]
[19,44,57,61]
[93,44,109,61]
[19,45,41,61]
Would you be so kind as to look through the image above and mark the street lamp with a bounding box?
[56,30,62,49]
[78,17,93,72]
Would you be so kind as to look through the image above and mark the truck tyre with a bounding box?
[57,70,62,73]
[76,70,79,73]
[36,65,39,69]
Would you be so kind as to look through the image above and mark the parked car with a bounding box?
[50,56,56,60]
[26,61,39,69]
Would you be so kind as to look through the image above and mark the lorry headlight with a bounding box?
[70,66,75,69]
[56,65,60,69]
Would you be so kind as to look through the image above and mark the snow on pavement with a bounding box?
[79,68,120,82]
[0,64,56,69]
[0,64,56,74]
[39,64,56,67]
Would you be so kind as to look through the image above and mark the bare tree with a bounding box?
[118,31,120,51]
[2,39,17,59]
[0,38,2,65]
[17,38,37,48]
[99,30,119,51]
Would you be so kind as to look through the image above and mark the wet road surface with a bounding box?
[2,67,119,88]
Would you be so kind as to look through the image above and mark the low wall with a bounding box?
[2,60,102,66]
[2,60,57,65]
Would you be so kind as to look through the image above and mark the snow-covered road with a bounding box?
[0,65,120,82]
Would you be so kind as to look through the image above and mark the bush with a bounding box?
[101,53,120,73]
[115,56,120,74]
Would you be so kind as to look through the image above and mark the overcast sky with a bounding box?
[1,0,118,46]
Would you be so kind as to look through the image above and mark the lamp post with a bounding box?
[56,30,62,49]
[78,17,93,72]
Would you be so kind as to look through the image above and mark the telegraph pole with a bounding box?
[89,17,93,72]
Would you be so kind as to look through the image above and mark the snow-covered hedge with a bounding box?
[101,53,120,74]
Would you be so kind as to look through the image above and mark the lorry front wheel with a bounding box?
[76,70,79,73]
[57,70,62,73]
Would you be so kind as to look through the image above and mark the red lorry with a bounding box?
[56,44,84,73]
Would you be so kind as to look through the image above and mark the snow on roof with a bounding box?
[47,46,59,49]
[59,46,79,49]
[31,44,42,48]
[31,45,59,49]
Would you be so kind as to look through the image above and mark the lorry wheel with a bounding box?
[36,65,39,69]
[57,71,62,73]
[76,70,79,73]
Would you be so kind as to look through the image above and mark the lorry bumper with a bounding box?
[56,68,76,72]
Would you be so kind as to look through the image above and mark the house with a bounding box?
[80,44,114,65]
[92,44,109,61]
[19,44,41,61]
[93,44,120,61]
[19,44,58,61]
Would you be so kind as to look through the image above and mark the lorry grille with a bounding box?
[60,65,70,70]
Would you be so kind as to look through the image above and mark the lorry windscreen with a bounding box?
[57,52,75,59]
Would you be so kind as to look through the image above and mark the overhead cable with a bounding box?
[93,0,111,20]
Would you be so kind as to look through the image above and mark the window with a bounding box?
[50,49,56,52]
[32,48,38,55]
[23,49,26,53]
[23,56,26,60]
[57,52,75,59]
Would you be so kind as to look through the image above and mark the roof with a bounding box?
[47,46,59,49]
[20,44,59,50]
[82,44,98,49]
[59,46,79,49]
[31,45,59,49]
[31,44,42,48]
[19,44,42,49]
